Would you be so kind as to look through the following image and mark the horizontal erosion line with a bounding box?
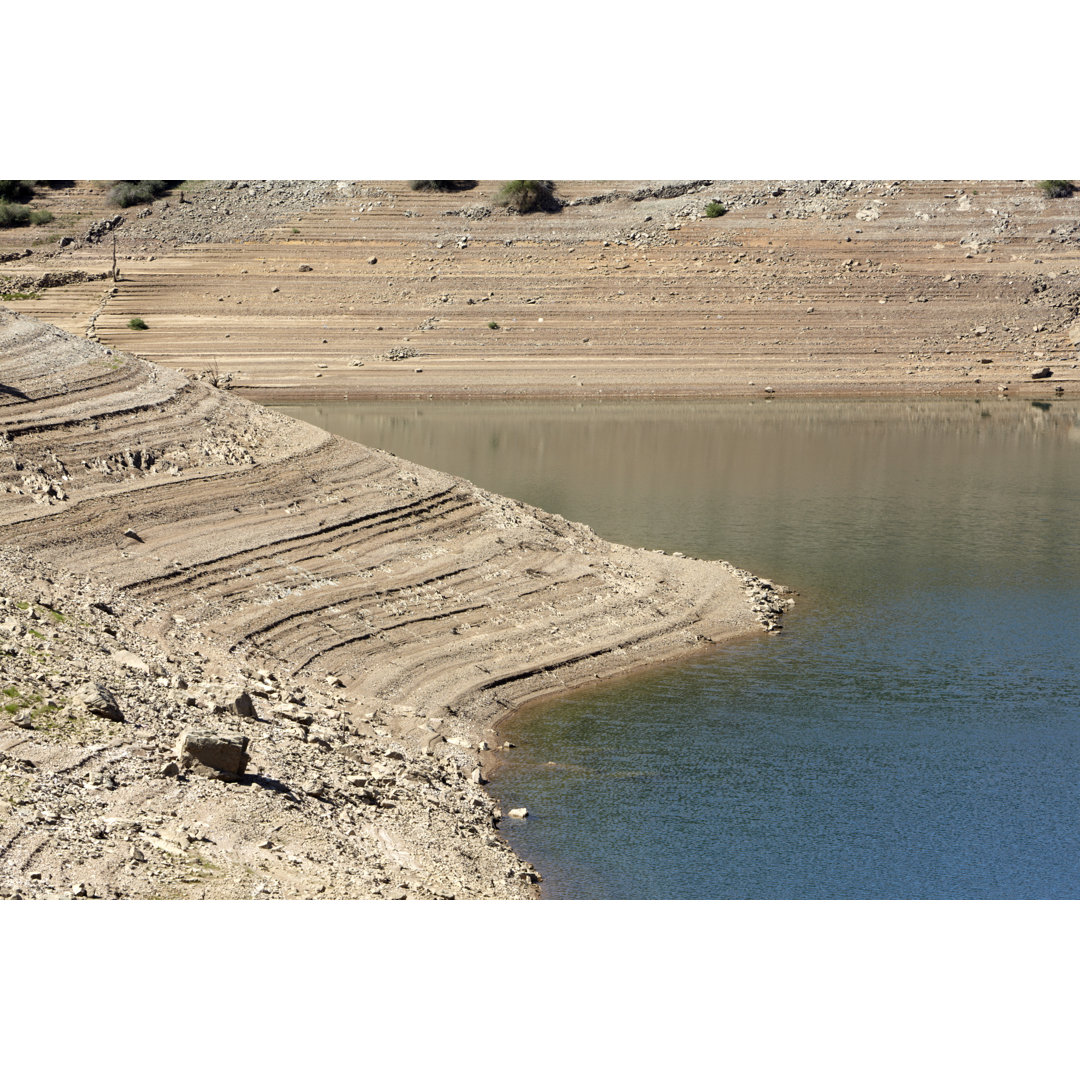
[0,384,195,438]
[286,601,492,675]
[253,571,592,672]
[462,608,705,700]
[121,488,466,593]
[228,565,478,643]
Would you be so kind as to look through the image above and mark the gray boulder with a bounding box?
[75,683,124,722]
[175,729,250,780]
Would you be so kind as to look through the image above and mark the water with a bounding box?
[275,398,1080,898]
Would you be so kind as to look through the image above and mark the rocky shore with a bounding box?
[0,308,787,898]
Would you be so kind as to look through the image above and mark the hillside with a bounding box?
[2,179,1078,399]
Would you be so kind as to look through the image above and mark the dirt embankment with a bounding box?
[3,179,1078,399]
[0,309,785,899]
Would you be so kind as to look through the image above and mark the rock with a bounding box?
[367,256,377,265]
[75,683,124,722]
[111,649,151,675]
[175,729,250,780]
[223,689,257,718]
[470,767,483,784]
[122,528,143,542]
[1031,367,1053,379]
[508,807,528,819]
[298,264,313,272]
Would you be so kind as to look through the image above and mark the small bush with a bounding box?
[108,181,178,208]
[127,317,148,330]
[29,209,54,225]
[0,181,35,203]
[0,202,32,228]
[494,180,558,213]
[704,201,727,218]
[1038,180,1075,199]
[409,181,478,193]
[487,320,500,329]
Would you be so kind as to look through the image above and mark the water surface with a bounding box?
[276,398,1080,898]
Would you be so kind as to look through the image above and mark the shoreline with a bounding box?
[0,308,788,899]
[239,383,1073,403]
[3,176,1076,898]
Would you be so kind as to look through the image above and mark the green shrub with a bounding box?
[494,180,558,213]
[29,209,54,225]
[108,181,178,208]
[127,317,148,330]
[0,181,35,203]
[704,201,727,218]
[487,320,500,329]
[0,202,32,228]
[1037,180,1075,199]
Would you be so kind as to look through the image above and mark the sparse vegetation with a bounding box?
[107,181,179,208]
[29,209,53,225]
[1,292,40,301]
[128,317,148,330]
[487,320,500,330]
[704,201,727,218]
[494,180,558,214]
[1038,180,1075,199]
[0,202,31,228]
[409,181,477,192]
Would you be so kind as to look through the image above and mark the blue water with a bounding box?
[276,398,1080,898]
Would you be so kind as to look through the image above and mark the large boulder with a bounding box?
[75,683,124,722]
[175,729,250,781]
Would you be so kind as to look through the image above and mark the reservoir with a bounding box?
[275,398,1080,899]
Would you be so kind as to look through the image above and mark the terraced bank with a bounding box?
[0,309,784,898]
[4,179,1078,399]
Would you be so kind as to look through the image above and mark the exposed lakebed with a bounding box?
[275,398,1080,899]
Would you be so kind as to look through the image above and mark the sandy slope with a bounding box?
[4,179,1078,399]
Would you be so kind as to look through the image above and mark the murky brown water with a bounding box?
[277,398,1080,898]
